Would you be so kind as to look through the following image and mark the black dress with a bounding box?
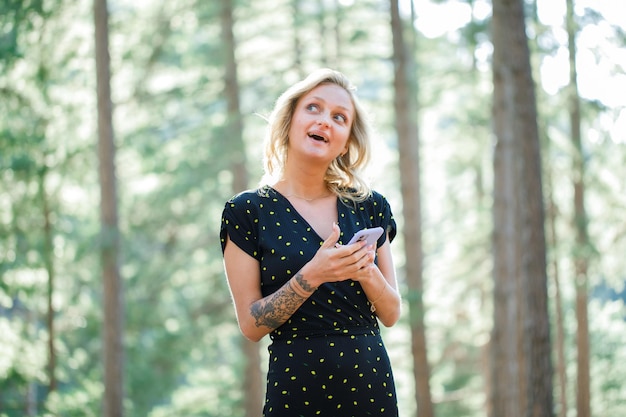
[220,186,399,417]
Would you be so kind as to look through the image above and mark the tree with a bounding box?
[94,0,124,415]
[490,0,554,416]
[389,1,434,416]
[565,1,591,416]
[221,0,263,415]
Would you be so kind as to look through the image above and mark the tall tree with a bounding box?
[40,166,56,395]
[543,130,568,417]
[221,0,263,415]
[94,0,124,416]
[490,0,554,416]
[565,1,591,416]
[389,1,433,416]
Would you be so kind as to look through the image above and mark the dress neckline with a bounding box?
[268,186,340,243]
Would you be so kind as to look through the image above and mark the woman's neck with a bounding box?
[273,177,331,199]
[278,160,328,191]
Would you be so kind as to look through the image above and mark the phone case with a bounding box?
[346,227,384,246]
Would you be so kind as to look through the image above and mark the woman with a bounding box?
[220,68,401,416]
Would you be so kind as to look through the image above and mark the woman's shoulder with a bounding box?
[226,185,277,205]
[369,189,388,202]
[339,188,389,206]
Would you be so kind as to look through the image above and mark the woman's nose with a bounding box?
[317,116,330,127]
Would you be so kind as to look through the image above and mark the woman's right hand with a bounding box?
[301,223,376,288]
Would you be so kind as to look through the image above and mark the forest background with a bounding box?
[1,0,625,416]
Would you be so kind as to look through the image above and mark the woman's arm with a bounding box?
[223,234,314,342]
[224,223,390,341]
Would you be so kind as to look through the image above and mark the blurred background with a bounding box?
[1,0,625,416]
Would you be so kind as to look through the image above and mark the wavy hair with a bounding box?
[261,68,373,202]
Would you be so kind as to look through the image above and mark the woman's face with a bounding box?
[287,83,354,164]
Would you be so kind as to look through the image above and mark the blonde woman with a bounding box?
[221,68,401,416]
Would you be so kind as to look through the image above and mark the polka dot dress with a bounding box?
[221,186,399,417]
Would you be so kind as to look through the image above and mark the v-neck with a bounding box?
[269,186,340,243]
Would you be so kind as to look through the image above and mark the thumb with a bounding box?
[321,222,341,249]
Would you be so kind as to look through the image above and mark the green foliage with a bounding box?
[1,0,625,416]
[0,0,45,64]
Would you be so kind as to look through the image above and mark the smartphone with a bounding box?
[346,227,384,246]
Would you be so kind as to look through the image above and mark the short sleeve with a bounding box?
[372,191,397,247]
[220,192,261,260]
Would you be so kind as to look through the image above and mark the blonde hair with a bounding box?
[261,68,372,202]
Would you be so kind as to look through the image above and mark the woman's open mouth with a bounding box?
[308,132,329,143]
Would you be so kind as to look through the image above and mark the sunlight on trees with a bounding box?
[1,0,625,416]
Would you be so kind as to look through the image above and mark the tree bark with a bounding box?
[565,1,591,416]
[94,0,124,415]
[221,0,263,415]
[39,167,57,394]
[547,181,568,417]
[389,1,433,417]
[491,1,554,416]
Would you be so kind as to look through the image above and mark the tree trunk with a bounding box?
[565,1,591,416]
[221,0,263,415]
[316,0,328,67]
[291,0,304,78]
[94,0,124,416]
[546,181,568,417]
[389,1,433,417]
[491,1,554,417]
[39,167,57,394]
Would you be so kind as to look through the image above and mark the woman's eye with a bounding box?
[306,103,319,112]
[334,114,347,123]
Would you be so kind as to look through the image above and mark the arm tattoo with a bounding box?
[250,277,310,330]
[294,273,316,293]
